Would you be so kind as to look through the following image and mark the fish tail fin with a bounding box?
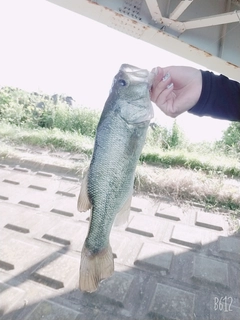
[79,244,114,293]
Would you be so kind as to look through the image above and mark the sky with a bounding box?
[0,0,230,142]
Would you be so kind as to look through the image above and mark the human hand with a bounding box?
[150,66,202,117]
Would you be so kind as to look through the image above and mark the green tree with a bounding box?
[169,120,185,148]
[221,122,240,152]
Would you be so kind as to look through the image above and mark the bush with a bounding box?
[147,120,186,149]
[147,123,171,148]
[0,87,33,126]
[169,120,186,148]
[220,122,240,152]
[0,86,100,137]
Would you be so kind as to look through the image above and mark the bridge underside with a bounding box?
[47,0,240,81]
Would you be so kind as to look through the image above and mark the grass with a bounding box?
[0,123,94,154]
[140,146,240,178]
[1,123,240,216]
[1,123,239,178]
[135,165,240,215]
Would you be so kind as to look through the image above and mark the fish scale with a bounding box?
[87,116,148,251]
[77,64,154,292]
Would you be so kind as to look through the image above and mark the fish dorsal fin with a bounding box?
[114,195,132,227]
[77,170,92,212]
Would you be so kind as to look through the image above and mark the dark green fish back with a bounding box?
[86,107,149,252]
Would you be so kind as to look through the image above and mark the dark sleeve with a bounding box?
[188,70,240,121]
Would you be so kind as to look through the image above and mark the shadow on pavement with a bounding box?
[0,229,239,320]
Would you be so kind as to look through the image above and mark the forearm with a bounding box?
[188,71,240,121]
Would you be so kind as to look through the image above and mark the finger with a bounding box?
[151,72,172,103]
[151,67,164,88]
[154,83,174,113]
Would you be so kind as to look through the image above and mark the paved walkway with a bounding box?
[0,148,240,320]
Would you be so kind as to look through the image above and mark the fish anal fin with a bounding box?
[114,195,132,227]
[79,244,114,293]
[78,171,91,212]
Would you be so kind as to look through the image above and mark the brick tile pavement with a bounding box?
[0,154,240,320]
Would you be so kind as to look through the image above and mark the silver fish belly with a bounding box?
[77,64,154,292]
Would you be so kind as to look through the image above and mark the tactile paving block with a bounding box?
[17,187,54,210]
[56,190,76,197]
[130,196,156,215]
[36,171,53,177]
[0,170,79,212]
[218,236,240,261]
[134,242,174,273]
[25,300,82,320]
[0,169,55,191]
[39,220,88,251]
[0,283,25,316]
[0,237,55,275]
[0,202,63,237]
[61,176,79,183]
[147,283,195,320]
[155,203,182,221]
[195,211,225,231]
[26,175,62,193]
[91,271,134,308]
[191,255,229,289]
[13,166,29,173]
[0,195,8,201]
[0,183,29,204]
[0,202,26,227]
[55,179,80,195]
[109,232,133,260]
[0,228,12,242]
[50,208,74,217]
[169,224,203,249]
[30,253,79,290]
[2,179,19,185]
[126,215,160,238]
[113,236,143,267]
[50,195,79,216]
[0,169,22,183]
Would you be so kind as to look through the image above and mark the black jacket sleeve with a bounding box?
[188,70,240,121]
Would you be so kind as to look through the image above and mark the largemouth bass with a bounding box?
[77,64,154,292]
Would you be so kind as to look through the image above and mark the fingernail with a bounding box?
[162,73,170,81]
[151,67,159,75]
[167,83,173,89]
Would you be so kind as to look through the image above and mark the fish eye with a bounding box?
[118,79,127,86]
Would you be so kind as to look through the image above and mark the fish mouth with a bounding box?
[120,64,154,88]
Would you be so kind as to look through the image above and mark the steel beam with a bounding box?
[184,10,240,29]
[145,0,163,23]
[169,0,193,20]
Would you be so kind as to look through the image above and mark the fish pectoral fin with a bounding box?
[79,244,114,293]
[114,195,132,227]
[77,171,91,212]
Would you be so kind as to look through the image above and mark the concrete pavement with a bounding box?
[0,148,240,320]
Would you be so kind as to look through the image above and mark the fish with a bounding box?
[77,64,154,292]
